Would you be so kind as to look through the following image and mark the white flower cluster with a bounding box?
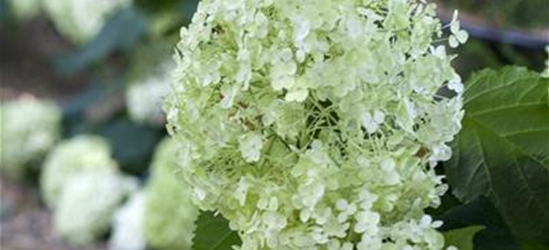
[42,0,131,43]
[54,170,137,245]
[40,135,118,208]
[143,138,199,250]
[166,0,466,249]
[109,192,147,250]
[40,135,136,245]
[126,62,174,126]
[0,97,61,179]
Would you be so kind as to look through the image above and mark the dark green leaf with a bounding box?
[62,84,110,137]
[180,0,199,22]
[100,120,163,176]
[61,75,125,137]
[134,0,180,13]
[0,0,7,21]
[56,6,148,74]
[193,211,241,250]
[438,197,519,250]
[444,226,484,250]
[520,241,549,250]
[445,66,549,243]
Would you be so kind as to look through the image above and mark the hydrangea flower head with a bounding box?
[0,97,61,179]
[41,135,118,208]
[144,139,199,250]
[109,191,147,250]
[126,61,174,126]
[54,170,137,245]
[42,0,130,43]
[166,0,465,249]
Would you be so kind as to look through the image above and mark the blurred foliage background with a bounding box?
[0,0,547,249]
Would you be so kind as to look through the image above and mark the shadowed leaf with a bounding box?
[445,66,549,243]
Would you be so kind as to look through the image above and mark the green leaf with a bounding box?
[180,0,200,22]
[56,6,148,74]
[134,0,180,13]
[193,211,241,250]
[445,66,549,243]
[444,226,485,250]
[438,197,520,250]
[0,0,7,21]
[100,119,163,176]
[520,241,549,250]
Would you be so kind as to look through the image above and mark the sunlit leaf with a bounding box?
[444,226,484,250]
[193,211,241,250]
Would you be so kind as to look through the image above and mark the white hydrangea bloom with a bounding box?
[109,191,146,250]
[8,0,41,20]
[42,0,131,43]
[166,0,465,249]
[126,62,174,126]
[54,170,137,246]
[0,97,61,179]
[40,135,118,208]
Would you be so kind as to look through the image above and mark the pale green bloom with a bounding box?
[166,0,465,249]
[109,191,147,250]
[54,170,137,246]
[239,132,264,162]
[40,135,118,208]
[0,97,61,179]
[42,0,131,43]
[8,0,41,20]
[126,61,174,126]
[448,11,469,48]
[143,139,199,250]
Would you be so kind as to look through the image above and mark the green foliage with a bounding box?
[438,197,520,250]
[179,0,199,23]
[445,66,549,243]
[0,0,6,21]
[443,226,484,250]
[192,212,241,250]
[134,0,180,13]
[54,0,199,75]
[443,0,549,29]
[100,120,163,176]
[520,241,549,250]
[56,6,148,74]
